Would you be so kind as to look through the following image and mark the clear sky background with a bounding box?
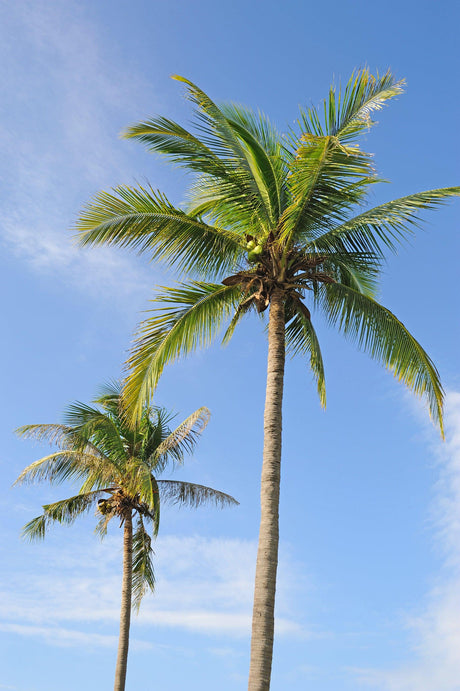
[1,1,460,690]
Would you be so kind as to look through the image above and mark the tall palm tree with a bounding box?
[75,70,459,690]
[15,382,237,691]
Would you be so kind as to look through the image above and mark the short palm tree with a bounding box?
[15,383,237,691]
[76,70,459,690]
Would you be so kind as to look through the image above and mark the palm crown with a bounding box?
[15,382,237,610]
[77,70,458,432]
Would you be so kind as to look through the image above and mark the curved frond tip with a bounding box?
[317,283,444,435]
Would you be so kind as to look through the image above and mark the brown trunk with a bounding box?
[114,510,133,691]
[248,288,285,691]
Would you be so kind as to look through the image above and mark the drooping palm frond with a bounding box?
[76,185,244,280]
[22,491,105,541]
[318,251,381,297]
[222,293,260,345]
[13,450,110,487]
[310,187,460,256]
[125,283,241,419]
[149,474,161,537]
[21,514,47,541]
[94,508,116,538]
[132,516,155,612]
[157,479,239,509]
[285,298,326,407]
[316,282,444,433]
[15,423,76,449]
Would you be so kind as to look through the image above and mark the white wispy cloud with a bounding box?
[0,1,161,302]
[355,391,460,690]
[0,622,119,650]
[0,534,308,648]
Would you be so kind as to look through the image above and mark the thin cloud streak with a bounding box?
[0,535,308,646]
[0,622,154,652]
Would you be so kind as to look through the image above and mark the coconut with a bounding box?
[246,240,256,251]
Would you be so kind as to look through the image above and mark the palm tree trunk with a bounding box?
[114,510,133,691]
[248,288,285,691]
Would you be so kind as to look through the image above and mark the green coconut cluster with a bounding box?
[97,498,112,515]
[246,237,264,263]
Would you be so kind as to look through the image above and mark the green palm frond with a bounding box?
[285,299,326,407]
[318,251,381,296]
[123,115,226,174]
[22,491,105,541]
[316,283,444,433]
[297,69,404,143]
[124,79,276,233]
[13,450,110,487]
[332,69,404,140]
[222,294,260,345]
[125,282,241,420]
[138,407,173,465]
[157,479,239,509]
[63,401,128,464]
[132,516,155,612]
[22,514,48,541]
[94,380,124,418]
[120,459,157,508]
[76,185,244,279]
[95,379,122,400]
[172,76,274,230]
[311,187,460,256]
[184,175,265,237]
[279,70,407,246]
[123,115,269,229]
[279,135,375,245]
[218,103,287,224]
[149,474,161,537]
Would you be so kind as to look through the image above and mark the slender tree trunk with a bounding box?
[114,510,133,691]
[248,288,285,691]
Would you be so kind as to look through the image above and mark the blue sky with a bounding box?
[1,1,460,689]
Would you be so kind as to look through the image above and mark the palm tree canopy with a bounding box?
[15,382,238,610]
[76,70,460,433]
